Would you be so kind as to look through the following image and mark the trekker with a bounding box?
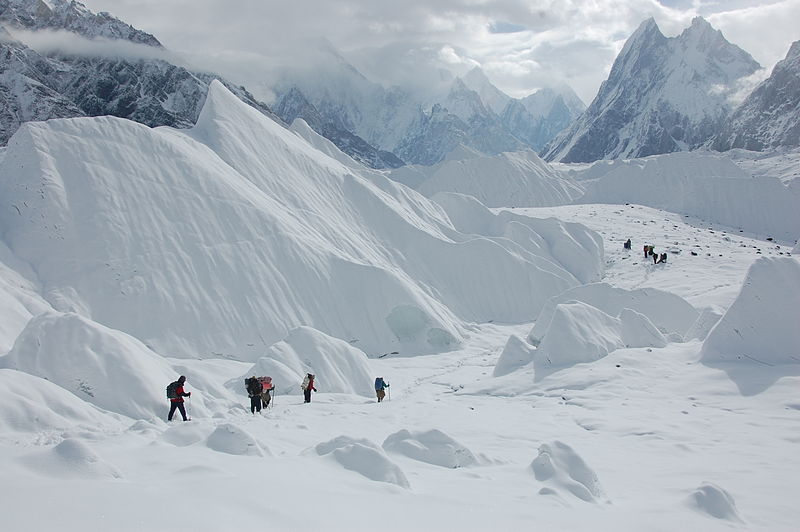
[301,373,317,403]
[259,376,274,409]
[374,377,390,402]
[643,244,648,258]
[624,238,632,250]
[653,249,659,264]
[657,252,667,264]
[167,375,191,421]
[245,376,262,414]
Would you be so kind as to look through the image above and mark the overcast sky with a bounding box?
[78,0,800,104]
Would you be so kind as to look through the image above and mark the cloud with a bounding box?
[72,0,800,104]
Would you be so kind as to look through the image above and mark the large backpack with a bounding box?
[245,377,262,396]
[375,377,384,390]
[166,381,179,399]
[257,376,273,391]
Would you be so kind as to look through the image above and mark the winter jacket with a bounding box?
[171,385,190,403]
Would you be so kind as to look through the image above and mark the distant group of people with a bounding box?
[166,373,390,420]
[624,239,668,264]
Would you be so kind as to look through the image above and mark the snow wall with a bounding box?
[0,81,603,360]
[577,151,800,241]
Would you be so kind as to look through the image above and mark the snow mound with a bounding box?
[687,482,743,522]
[382,429,477,468]
[433,192,603,286]
[0,312,180,420]
[0,80,595,360]
[534,302,667,374]
[205,423,266,457]
[684,307,724,341]
[494,335,536,377]
[415,150,583,208]
[0,369,121,437]
[24,438,123,480]
[530,441,603,503]
[161,422,214,447]
[701,258,800,393]
[529,283,697,345]
[289,118,363,170]
[577,151,800,241]
[234,327,373,397]
[315,435,409,488]
[0,242,51,354]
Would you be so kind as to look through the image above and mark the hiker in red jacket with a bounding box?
[302,373,317,403]
[168,375,191,421]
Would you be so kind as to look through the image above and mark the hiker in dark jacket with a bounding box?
[168,375,191,421]
[624,238,632,250]
[301,373,317,403]
[246,376,262,414]
[374,377,389,402]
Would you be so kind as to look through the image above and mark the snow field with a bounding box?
[0,81,798,530]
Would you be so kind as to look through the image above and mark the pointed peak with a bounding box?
[683,16,719,38]
[787,40,800,60]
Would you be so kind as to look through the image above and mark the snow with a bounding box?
[0,80,799,531]
[576,151,800,241]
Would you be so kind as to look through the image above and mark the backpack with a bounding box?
[375,377,384,390]
[245,377,261,396]
[166,381,179,399]
[257,376,273,391]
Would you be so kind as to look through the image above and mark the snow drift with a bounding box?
[382,428,478,468]
[315,435,410,488]
[0,80,601,361]
[530,441,604,503]
[408,150,583,208]
[528,282,697,345]
[533,302,667,374]
[701,257,800,394]
[0,311,181,420]
[576,152,800,241]
[234,326,374,397]
[0,369,122,438]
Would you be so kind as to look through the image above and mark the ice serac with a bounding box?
[0,81,598,360]
[576,151,800,241]
[414,149,583,208]
[713,41,800,151]
[544,17,761,163]
[702,257,800,368]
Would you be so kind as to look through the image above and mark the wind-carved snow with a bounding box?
[701,257,800,394]
[0,81,600,360]
[576,151,800,240]
[528,282,698,346]
[530,441,604,503]
[382,428,478,468]
[233,326,374,397]
[532,302,667,376]
[315,435,410,488]
[687,482,743,522]
[206,423,267,457]
[22,438,123,480]
[0,311,181,420]
[405,149,584,208]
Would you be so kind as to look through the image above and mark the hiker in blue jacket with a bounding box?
[375,377,389,402]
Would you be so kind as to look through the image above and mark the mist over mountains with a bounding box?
[0,0,798,168]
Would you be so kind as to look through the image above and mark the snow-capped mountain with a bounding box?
[273,87,404,169]
[0,0,278,146]
[0,0,159,45]
[544,17,761,163]
[272,53,583,166]
[712,40,800,151]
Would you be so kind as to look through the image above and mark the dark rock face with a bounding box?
[544,17,761,163]
[712,41,800,151]
[0,0,279,147]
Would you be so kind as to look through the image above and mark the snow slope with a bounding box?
[575,151,800,241]
[414,149,584,208]
[0,81,601,361]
